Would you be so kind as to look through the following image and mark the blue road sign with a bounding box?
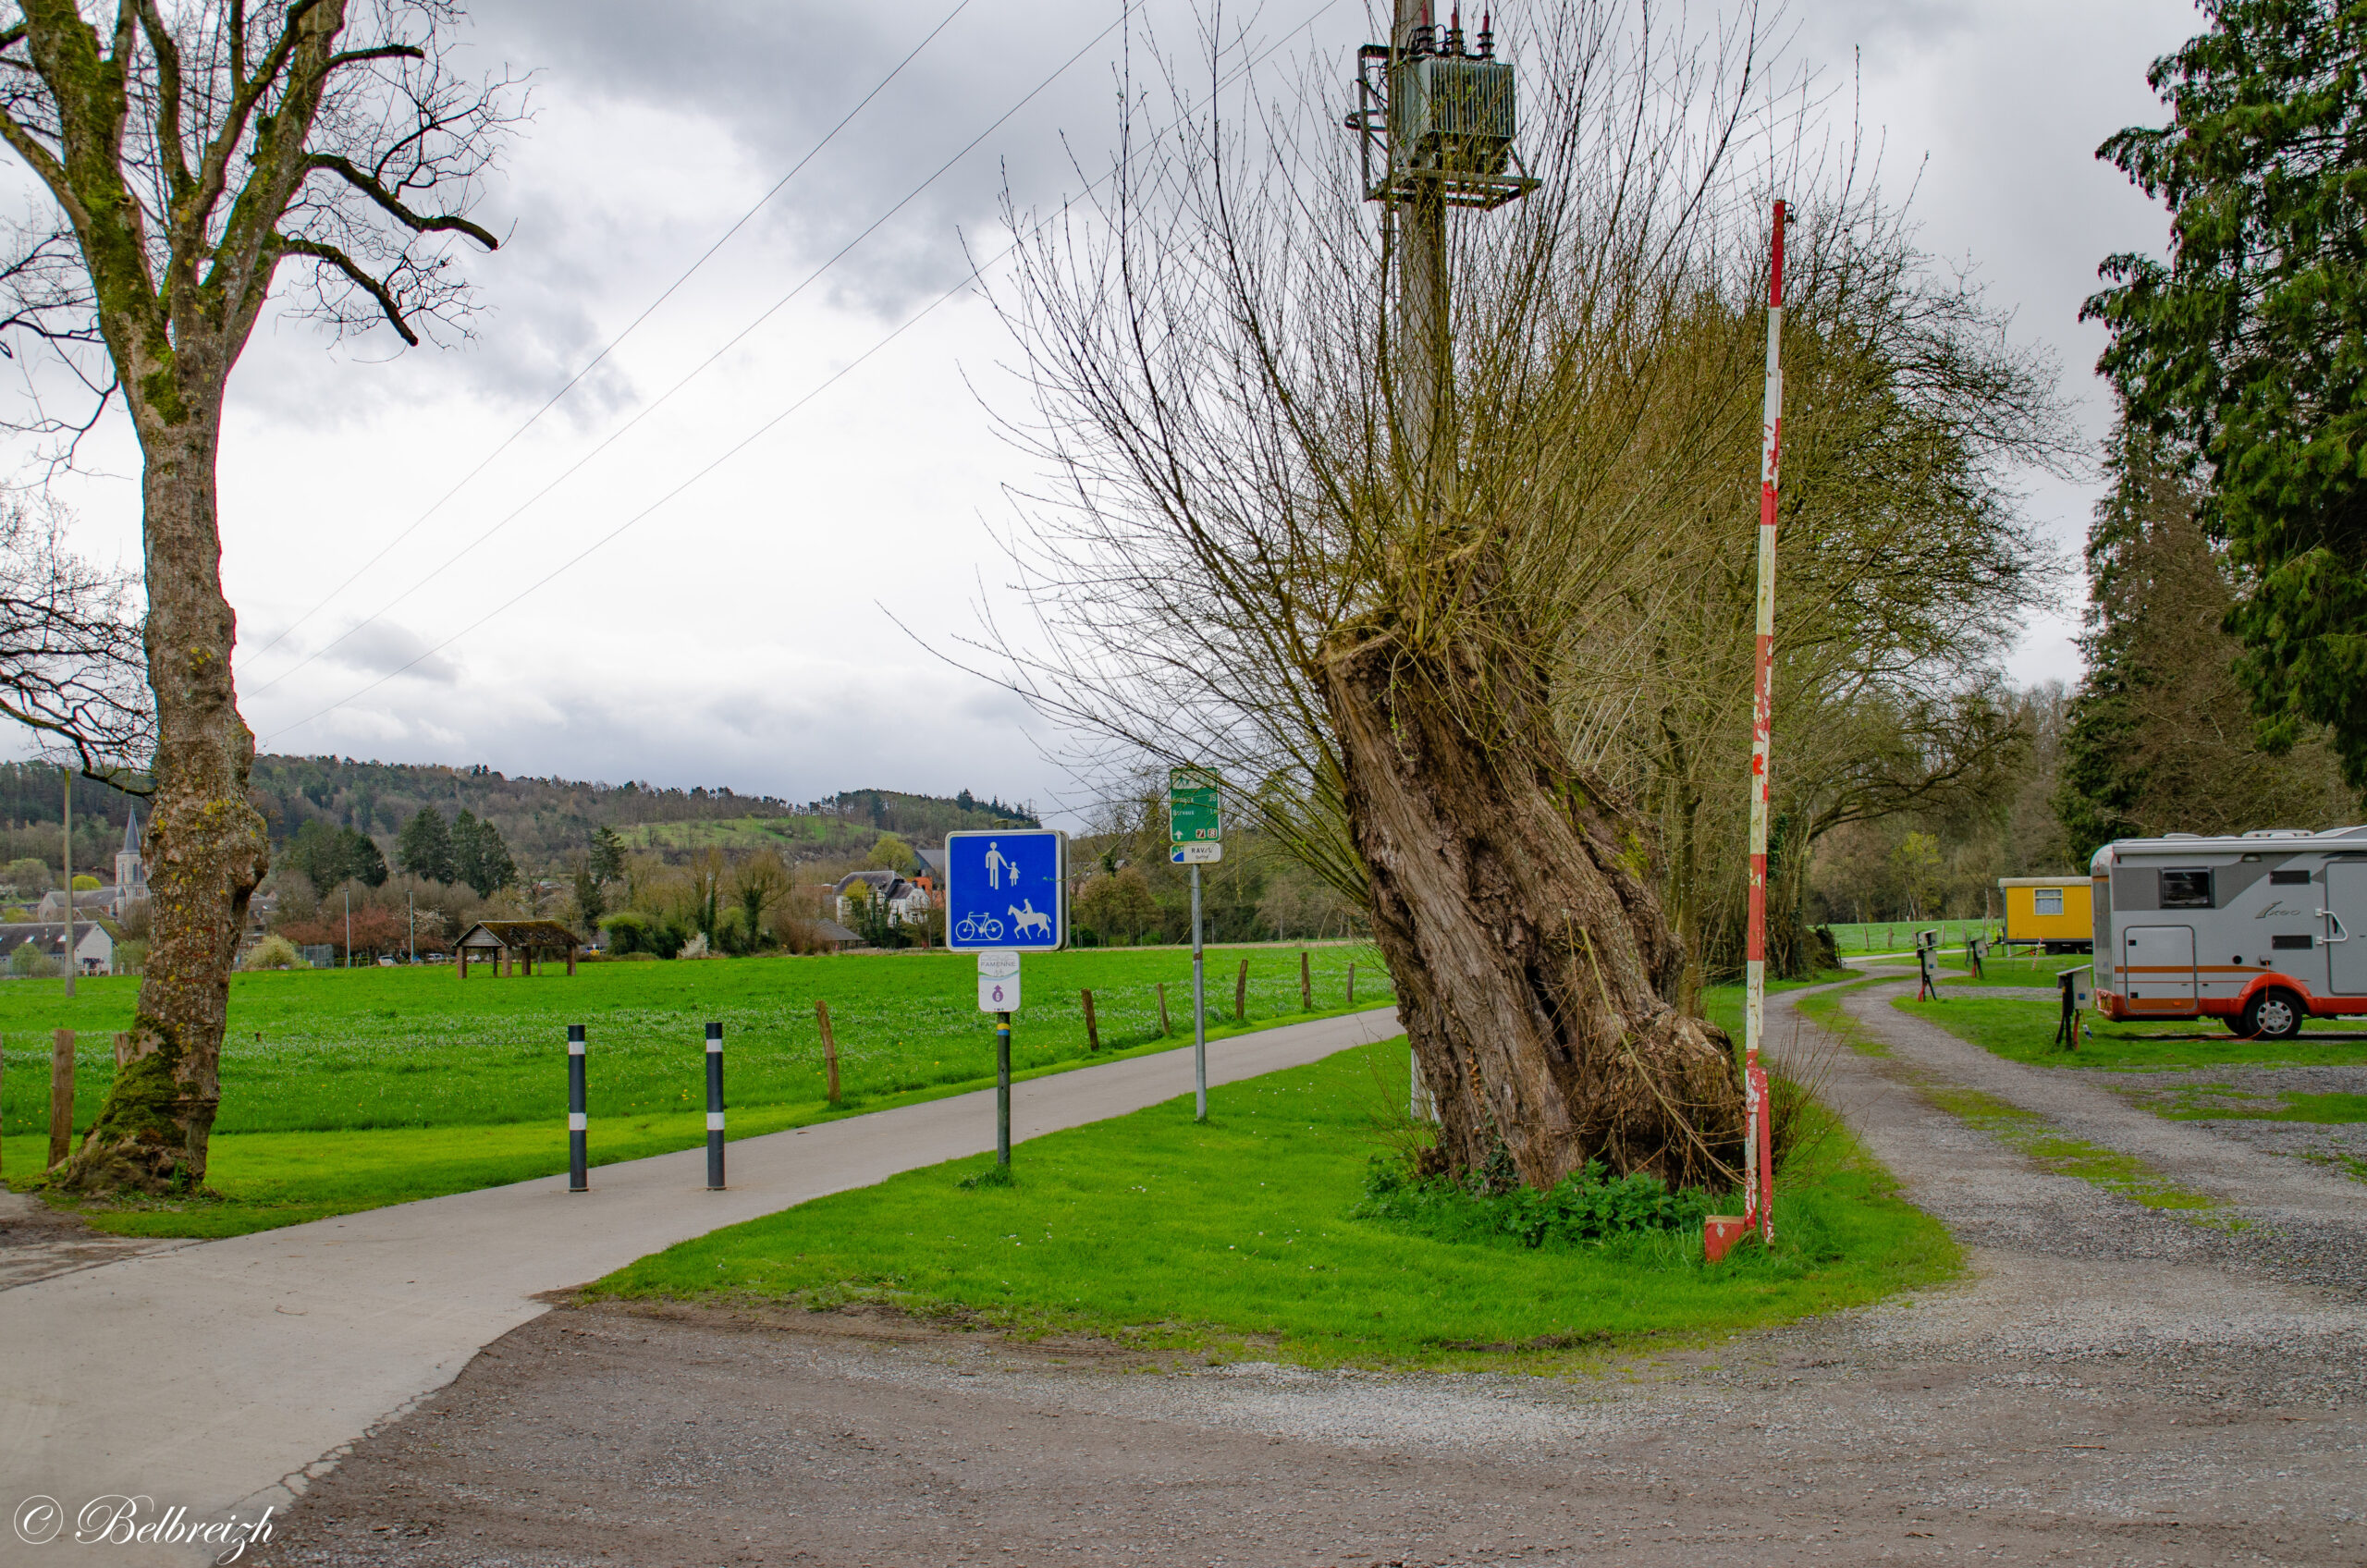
[943,828,1066,951]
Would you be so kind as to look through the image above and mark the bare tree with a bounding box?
[963,4,2060,1194]
[0,0,521,1193]
[0,496,150,777]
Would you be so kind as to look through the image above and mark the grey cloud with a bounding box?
[465,0,1355,319]
[312,619,464,685]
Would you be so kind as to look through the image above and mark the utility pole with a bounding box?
[1355,1,1531,1124]
[60,769,73,997]
[1395,0,1447,472]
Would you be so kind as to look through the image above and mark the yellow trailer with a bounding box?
[1998,876,2094,952]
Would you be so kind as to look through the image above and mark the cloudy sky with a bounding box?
[18,0,2203,820]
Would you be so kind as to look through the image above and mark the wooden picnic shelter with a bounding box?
[456,919,582,977]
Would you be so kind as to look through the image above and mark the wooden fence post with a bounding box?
[1299,950,1311,1011]
[1233,958,1248,1022]
[49,1027,73,1169]
[816,999,840,1105]
[1347,962,1355,1006]
[1156,982,1171,1037]
[1081,988,1100,1052]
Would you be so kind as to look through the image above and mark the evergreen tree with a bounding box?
[588,826,626,882]
[399,808,456,885]
[451,811,517,899]
[2089,0,2367,785]
[282,820,390,892]
[341,827,389,888]
[2054,420,2353,861]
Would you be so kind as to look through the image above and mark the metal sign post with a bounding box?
[704,1021,725,1190]
[1169,768,1222,1121]
[566,1024,588,1193]
[947,829,1064,1170]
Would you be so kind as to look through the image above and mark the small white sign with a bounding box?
[1171,841,1223,864]
[978,949,1021,1012]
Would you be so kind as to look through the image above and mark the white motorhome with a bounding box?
[2091,825,2367,1040]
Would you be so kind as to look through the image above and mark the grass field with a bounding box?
[1895,993,2367,1072]
[2,943,1391,1235]
[1827,918,1997,954]
[1938,953,2091,988]
[590,1037,1959,1369]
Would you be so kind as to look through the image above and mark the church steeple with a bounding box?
[116,805,146,900]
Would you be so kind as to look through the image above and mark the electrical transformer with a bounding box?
[1389,55,1517,177]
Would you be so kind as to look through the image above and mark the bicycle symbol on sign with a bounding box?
[955,913,1005,943]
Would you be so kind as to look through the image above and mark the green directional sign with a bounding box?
[1168,766,1222,861]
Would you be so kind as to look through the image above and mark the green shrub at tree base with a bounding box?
[1354,1154,1716,1250]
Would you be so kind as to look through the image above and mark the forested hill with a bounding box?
[0,758,1037,870]
[244,760,1038,863]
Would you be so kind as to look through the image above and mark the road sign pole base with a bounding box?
[1703,1215,1749,1263]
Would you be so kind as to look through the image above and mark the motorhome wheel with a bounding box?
[2240,989,2304,1043]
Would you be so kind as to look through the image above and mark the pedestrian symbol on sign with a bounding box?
[945,829,1065,952]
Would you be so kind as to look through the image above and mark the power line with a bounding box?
[248,0,1139,703]
[239,0,975,673]
[262,0,1343,747]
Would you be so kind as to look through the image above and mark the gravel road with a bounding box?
[251,981,2367,1568]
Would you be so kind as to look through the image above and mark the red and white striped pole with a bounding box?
[1743,198,1789,1243]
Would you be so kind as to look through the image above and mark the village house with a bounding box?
[833,869,936,929]
[0,919,115,976]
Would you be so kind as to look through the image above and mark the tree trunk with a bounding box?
[53,419,270,1193]
[1320,614,1745,1194]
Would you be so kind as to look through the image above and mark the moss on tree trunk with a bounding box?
[52,423,268,1194]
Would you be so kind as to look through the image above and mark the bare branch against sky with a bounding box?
[0,0,2199,817]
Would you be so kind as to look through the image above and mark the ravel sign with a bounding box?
[1168,766,1222,864]
[943,828,1066,952]
[976,949,1021,1012]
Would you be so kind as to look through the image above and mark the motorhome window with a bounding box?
[2034,888,2064,915]
[2159,869,2214,908]
[2273,934,2314,949]
[2269,869,2312,886]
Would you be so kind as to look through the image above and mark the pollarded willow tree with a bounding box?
[0,0,521,1192]
[971,2,2061,1193]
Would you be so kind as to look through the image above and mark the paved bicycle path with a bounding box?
[0,1008,1404,1561]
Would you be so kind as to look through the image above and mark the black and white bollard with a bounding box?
[705,1021,725,1190]
[567,1023,588,1193]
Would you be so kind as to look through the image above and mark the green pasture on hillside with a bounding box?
[615,815,877,853]
[2,943,1390,1235]
[591,1038,1957,1368]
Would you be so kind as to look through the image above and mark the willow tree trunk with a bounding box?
[53,413,270,1192]
[1322,615,1746,1193]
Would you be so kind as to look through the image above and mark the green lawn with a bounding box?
[1827,918,1994,955]
[4,944,1392,1235]
[1939,953,2091,988]
[1895,994,2367,1072]
[589,1038,1959,1369]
